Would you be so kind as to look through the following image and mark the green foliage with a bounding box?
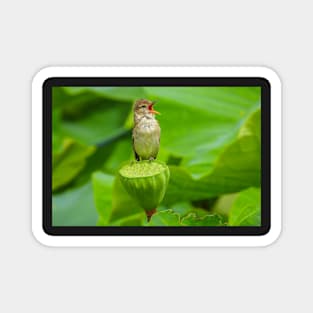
[92,172,146,226]
[91,172,115,224]
[181,213,225,226]
[147,210,181,226]
[52,181,97,226]
[52,138,95,191]
[229,188,261,226]
[163,108,261,204]
[146,210,225,226]
[52,86,261,226]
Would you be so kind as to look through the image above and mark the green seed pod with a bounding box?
[119,161,170,218]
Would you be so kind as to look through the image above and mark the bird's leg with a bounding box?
[130,153,140,165]
[134,151,140,162]
[148,157,155,162]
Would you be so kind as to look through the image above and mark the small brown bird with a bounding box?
[132,99,161,161]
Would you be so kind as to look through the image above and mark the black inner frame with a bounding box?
[43,77,270,236]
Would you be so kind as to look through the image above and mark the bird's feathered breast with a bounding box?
[132,116,160,160]
[133,116,160,136]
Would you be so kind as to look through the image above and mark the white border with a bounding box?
[32,66,282,247]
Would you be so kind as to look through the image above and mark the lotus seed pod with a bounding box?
[119,161,170,217]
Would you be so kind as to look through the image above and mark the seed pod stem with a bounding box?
[146,208,157,222]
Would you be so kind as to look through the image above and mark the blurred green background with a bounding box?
[52,86,261,226]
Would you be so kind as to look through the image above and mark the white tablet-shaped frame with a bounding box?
[32,66,281,247]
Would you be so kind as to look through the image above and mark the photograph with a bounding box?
[52,86,261,227]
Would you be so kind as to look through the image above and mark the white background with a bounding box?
[0,0,311,312]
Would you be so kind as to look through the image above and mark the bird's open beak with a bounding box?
[148,101,160,115]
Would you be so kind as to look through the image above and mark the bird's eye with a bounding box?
[139,105,145,108]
